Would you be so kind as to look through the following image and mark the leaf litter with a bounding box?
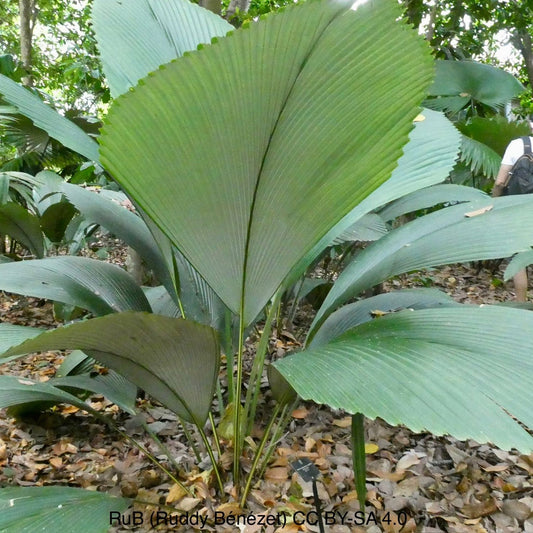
[0,261,532,532]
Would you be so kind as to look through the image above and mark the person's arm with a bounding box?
[492,163,513,197]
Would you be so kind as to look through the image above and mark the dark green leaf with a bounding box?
[2,312,220,425]
[0,256,151,315]
[0,202,44,257]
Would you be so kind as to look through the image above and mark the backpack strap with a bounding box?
[521,136,532,155]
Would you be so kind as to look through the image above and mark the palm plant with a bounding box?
[0,0,533,527]
[425,59,528,188]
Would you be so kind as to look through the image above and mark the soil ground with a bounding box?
[0,260,532,533]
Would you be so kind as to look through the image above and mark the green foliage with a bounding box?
[0,256,151,314]
[276,306,533,451]
[0,486,130,533]
[91,0,232,98]
[311,195,533,333]
[1,0,533,526]
[425,59,526,186]
[400,0,533,112]
[100,0,434,324]
[0,0,108,110]
[3,312,220,425]
[0,74,99,162]
[427,60,525,113]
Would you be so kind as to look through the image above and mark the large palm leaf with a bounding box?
[311,195,533,333]
[92,0,232,97]
[426,60,525,112]
[276,306,533,451]
[99,0,434,325]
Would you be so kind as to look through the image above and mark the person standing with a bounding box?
[492,118,533,301]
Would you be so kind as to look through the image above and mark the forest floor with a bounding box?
[0,259,532,533]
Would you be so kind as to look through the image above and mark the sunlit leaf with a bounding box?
[92,0,232,97]
[100,0,433,325]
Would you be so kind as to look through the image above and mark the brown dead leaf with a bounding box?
[264,466,289,483]
[216,502,243,516]
[367,489,382,509]
[517,454,533,474]
[461,498,498,518]
[502,482,518,493]
[52,440,78,456]
[425,502,444,514]
[135,488,160,506]
[49,457,62,469]
[400,518,417,532]
[332,416,352,428]
[166,483,188,504]
[501,500,532,521]
[60,406,80,414]
[396,452,420,471]
[139,469,162,488]
[291,407,309,419]
[482,463,509,472]
[393,477,420,498]
[176,497,201,512]
[342,490,360,504]
[304,437,316,452]
[445,444,470,465]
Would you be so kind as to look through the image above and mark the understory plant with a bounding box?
[1,0,533,528]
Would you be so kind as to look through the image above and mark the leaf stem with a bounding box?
[140,418,184,476]
[351,412,367,511]
[257,400,295,479]
[196,422,225,496]
[243,290,282,437]
[91,409,191,495]
[224,308,234,404]
[208,411,222,460]
[178,416,202,463]
[232,312,246,490]
[239,402,281,508]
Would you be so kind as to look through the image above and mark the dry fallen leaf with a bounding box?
[291,407,309,419]
[49,457,62,469]
[482,463,509,472]
[176,497,201,512]
[216,502,243,515]
[501,500,531,521]
[366,443,379,454]
[396,452,420,471]
[166,483,188,504]
[461,498,498,518]
[264,466,289,483]
[464,205,493,218]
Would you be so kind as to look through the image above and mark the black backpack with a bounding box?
[506,136,533,195]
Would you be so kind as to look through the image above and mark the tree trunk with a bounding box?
[424,2,438,42]
[199,0,222,15]
[511,29,533,93]
[19,0,34,86]
[225,0,251,22]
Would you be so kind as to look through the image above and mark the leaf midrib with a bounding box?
[240,4,349,319]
